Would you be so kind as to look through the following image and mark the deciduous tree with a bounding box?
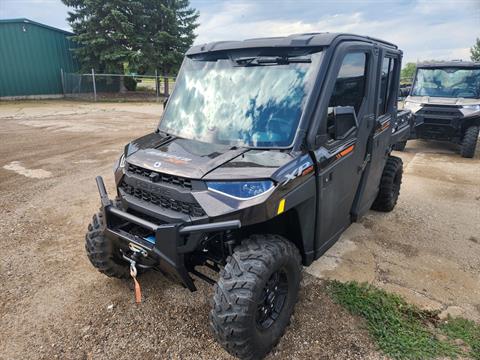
[401,62,416,82]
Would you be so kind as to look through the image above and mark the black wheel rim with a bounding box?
[256,269,289,330]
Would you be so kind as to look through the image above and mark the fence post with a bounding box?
[164,76,169,96]
[91,68,97,102]
[155,69,159,100]
[60,68,65,97]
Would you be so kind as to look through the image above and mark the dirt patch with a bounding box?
[3,161,52,179]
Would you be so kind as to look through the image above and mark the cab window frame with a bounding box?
[324,50,370,145]
[378,55,398,117]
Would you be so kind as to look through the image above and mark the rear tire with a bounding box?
[371,155,403,212]
[85,212,130,278]
[393,140,407,151]
[460,126,479,158]
[210,235,302,360]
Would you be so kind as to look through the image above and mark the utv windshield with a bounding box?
[159,50,324,148]
[411,67,480,98]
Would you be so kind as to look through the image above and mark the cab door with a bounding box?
[312,42,377,257]
[351,50,402,218]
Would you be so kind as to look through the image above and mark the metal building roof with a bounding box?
[0,18,74,35]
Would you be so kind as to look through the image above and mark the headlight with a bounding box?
[462,104,480,111]
[119,153,126,168]
[113,153,126,173]
[207,180,274,200]
[403,100,422,113]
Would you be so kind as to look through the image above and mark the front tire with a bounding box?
[85,212,130,278]
[210,235,302,360]
[371,155,403,212]
[460,125,479,158]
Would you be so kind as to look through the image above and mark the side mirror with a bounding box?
[333,106,357,140]
[163,96,169,109]
[308,106,358,150]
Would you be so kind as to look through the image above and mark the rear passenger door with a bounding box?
[352,50,401,217]
[312,42,377,255]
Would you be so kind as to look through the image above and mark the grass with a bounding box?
[327,281,480,359]
[441,317,480,360]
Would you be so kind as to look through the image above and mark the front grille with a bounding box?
[127,163,192,189]
[423,118,452,125]
[418,106,462,119]
[120,181,205,217]
[422,110,459,117]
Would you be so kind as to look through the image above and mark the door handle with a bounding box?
[323,172,333,187]
[358,154,371,173]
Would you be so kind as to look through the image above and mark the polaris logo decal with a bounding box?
[146,150,192,165]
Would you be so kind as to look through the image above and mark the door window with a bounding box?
[378,57,396,115]
[326,52,368,141]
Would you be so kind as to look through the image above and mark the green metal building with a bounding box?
[0,18,79,98]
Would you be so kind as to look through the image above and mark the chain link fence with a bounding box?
[61,69,175,101]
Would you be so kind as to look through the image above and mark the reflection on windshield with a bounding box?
[159,52,323,147]
[411,68,480,98]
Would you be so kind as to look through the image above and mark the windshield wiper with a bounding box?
[156,128,173,138]
[234,56,311,66]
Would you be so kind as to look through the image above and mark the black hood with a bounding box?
[125,133,294,180]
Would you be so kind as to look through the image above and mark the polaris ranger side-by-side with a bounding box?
[404,61,480,157]
[86,33,410,359]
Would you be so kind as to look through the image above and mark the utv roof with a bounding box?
[187,33,398,55]
[417,61,480,69]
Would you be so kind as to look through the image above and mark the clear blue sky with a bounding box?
[1,0,479,64]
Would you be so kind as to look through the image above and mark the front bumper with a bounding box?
[408,105,465,141]
[95,176,240,291]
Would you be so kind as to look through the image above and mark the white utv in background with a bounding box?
[404,61,480,157]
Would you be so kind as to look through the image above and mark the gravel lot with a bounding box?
[0,100,478,360]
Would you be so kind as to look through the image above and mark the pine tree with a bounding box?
[62,0,199,74]
[471,38,480,62]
